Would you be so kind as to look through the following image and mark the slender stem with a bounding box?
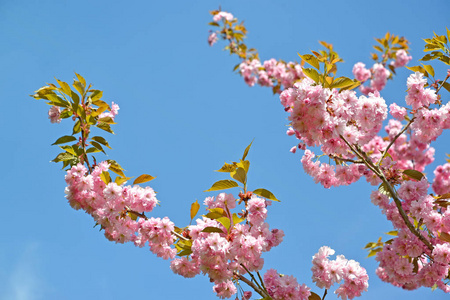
[328,154,363,164]
[257,271,267,291]
[436,74,450,94]
[322,289,328,300]
[339,135,381,177]
[79,116,93,173]
[235,273,271,299]
[240,264,265,293]
[377,117,415,167]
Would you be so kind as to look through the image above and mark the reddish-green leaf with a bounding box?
[201,227,224,233]
[190,200,200,221]
[253,188,280,202]
[133,174,156,184]
[230,167,246,184]
[204,180,239,192]
[403,169,425,181]
[52,135,77,145]
[216,162,236,173]
[302,68,320,83]
[242,140,253,160]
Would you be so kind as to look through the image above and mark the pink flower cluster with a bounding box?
[98,101,120,121]
[213,11,234,22]
[432,163,450,195]
[353,50,410,95]
[391,49,412,68]
[264,269,311,300]
[48,106,61,123]
[239,58,305,90]
[64,162,177,258]
[406,72,437,110]
[170,193,284,298]
[311,246,369,300]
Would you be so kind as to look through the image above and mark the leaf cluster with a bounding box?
[299,43,360,91]
[406,28,450,94]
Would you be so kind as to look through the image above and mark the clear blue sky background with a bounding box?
[1,0,449,299]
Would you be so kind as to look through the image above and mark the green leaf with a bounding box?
[90,141,106,154]
[190,200,200,221]
[253,188,280,202]
[201,226,225,233]
[133,174,156,184]
[242,140,253,161]
[75,73,86,88]
[421,64,435,77]
[204,180,239,192]
[72,119,81,135]
[86,147,101,154]
[51,152,76,163]
[216,162,236,173]
[97,122,114,134]
[216,217,231,230]
[438,81,450,93]
[205,208,226,220]
[298,54,320,70]
[100,171,111,184]
[107,159,125,177]
[60,109,73,119]
[330,77,355,89]
[230,167,246,184]
[385,230,398,236]
[302,68,320,83]
[367,247,383,257]
[177,249,193,257]
[98,116,116,124]
[232,213,244,225]
[52,135,77,145]
[91,136,112,149]
[236,160,250,173]
[364,242,376,249]
[438,232,450,243]
[405,65,427,76]
[60,145,77,156]
[403,169,425,181]
[378,182,393,198]
[116,176,132,185]
[89,90,103,102]
[55,79,72,95]
[46,94,70,108]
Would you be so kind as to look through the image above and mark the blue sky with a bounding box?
[1,0,449,299]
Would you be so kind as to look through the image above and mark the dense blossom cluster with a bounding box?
[171,194,286,298]
[239,58,305,90]
[64,162,177,258]
[312,246,369,299]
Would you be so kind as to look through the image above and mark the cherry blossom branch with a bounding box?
[234,272,271,299]
[376,117,415,167]
[339,135,382,177]
[377,174,434,251]
[328,154,363,164]
[340,135,434,251]
[322,288,328,300]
